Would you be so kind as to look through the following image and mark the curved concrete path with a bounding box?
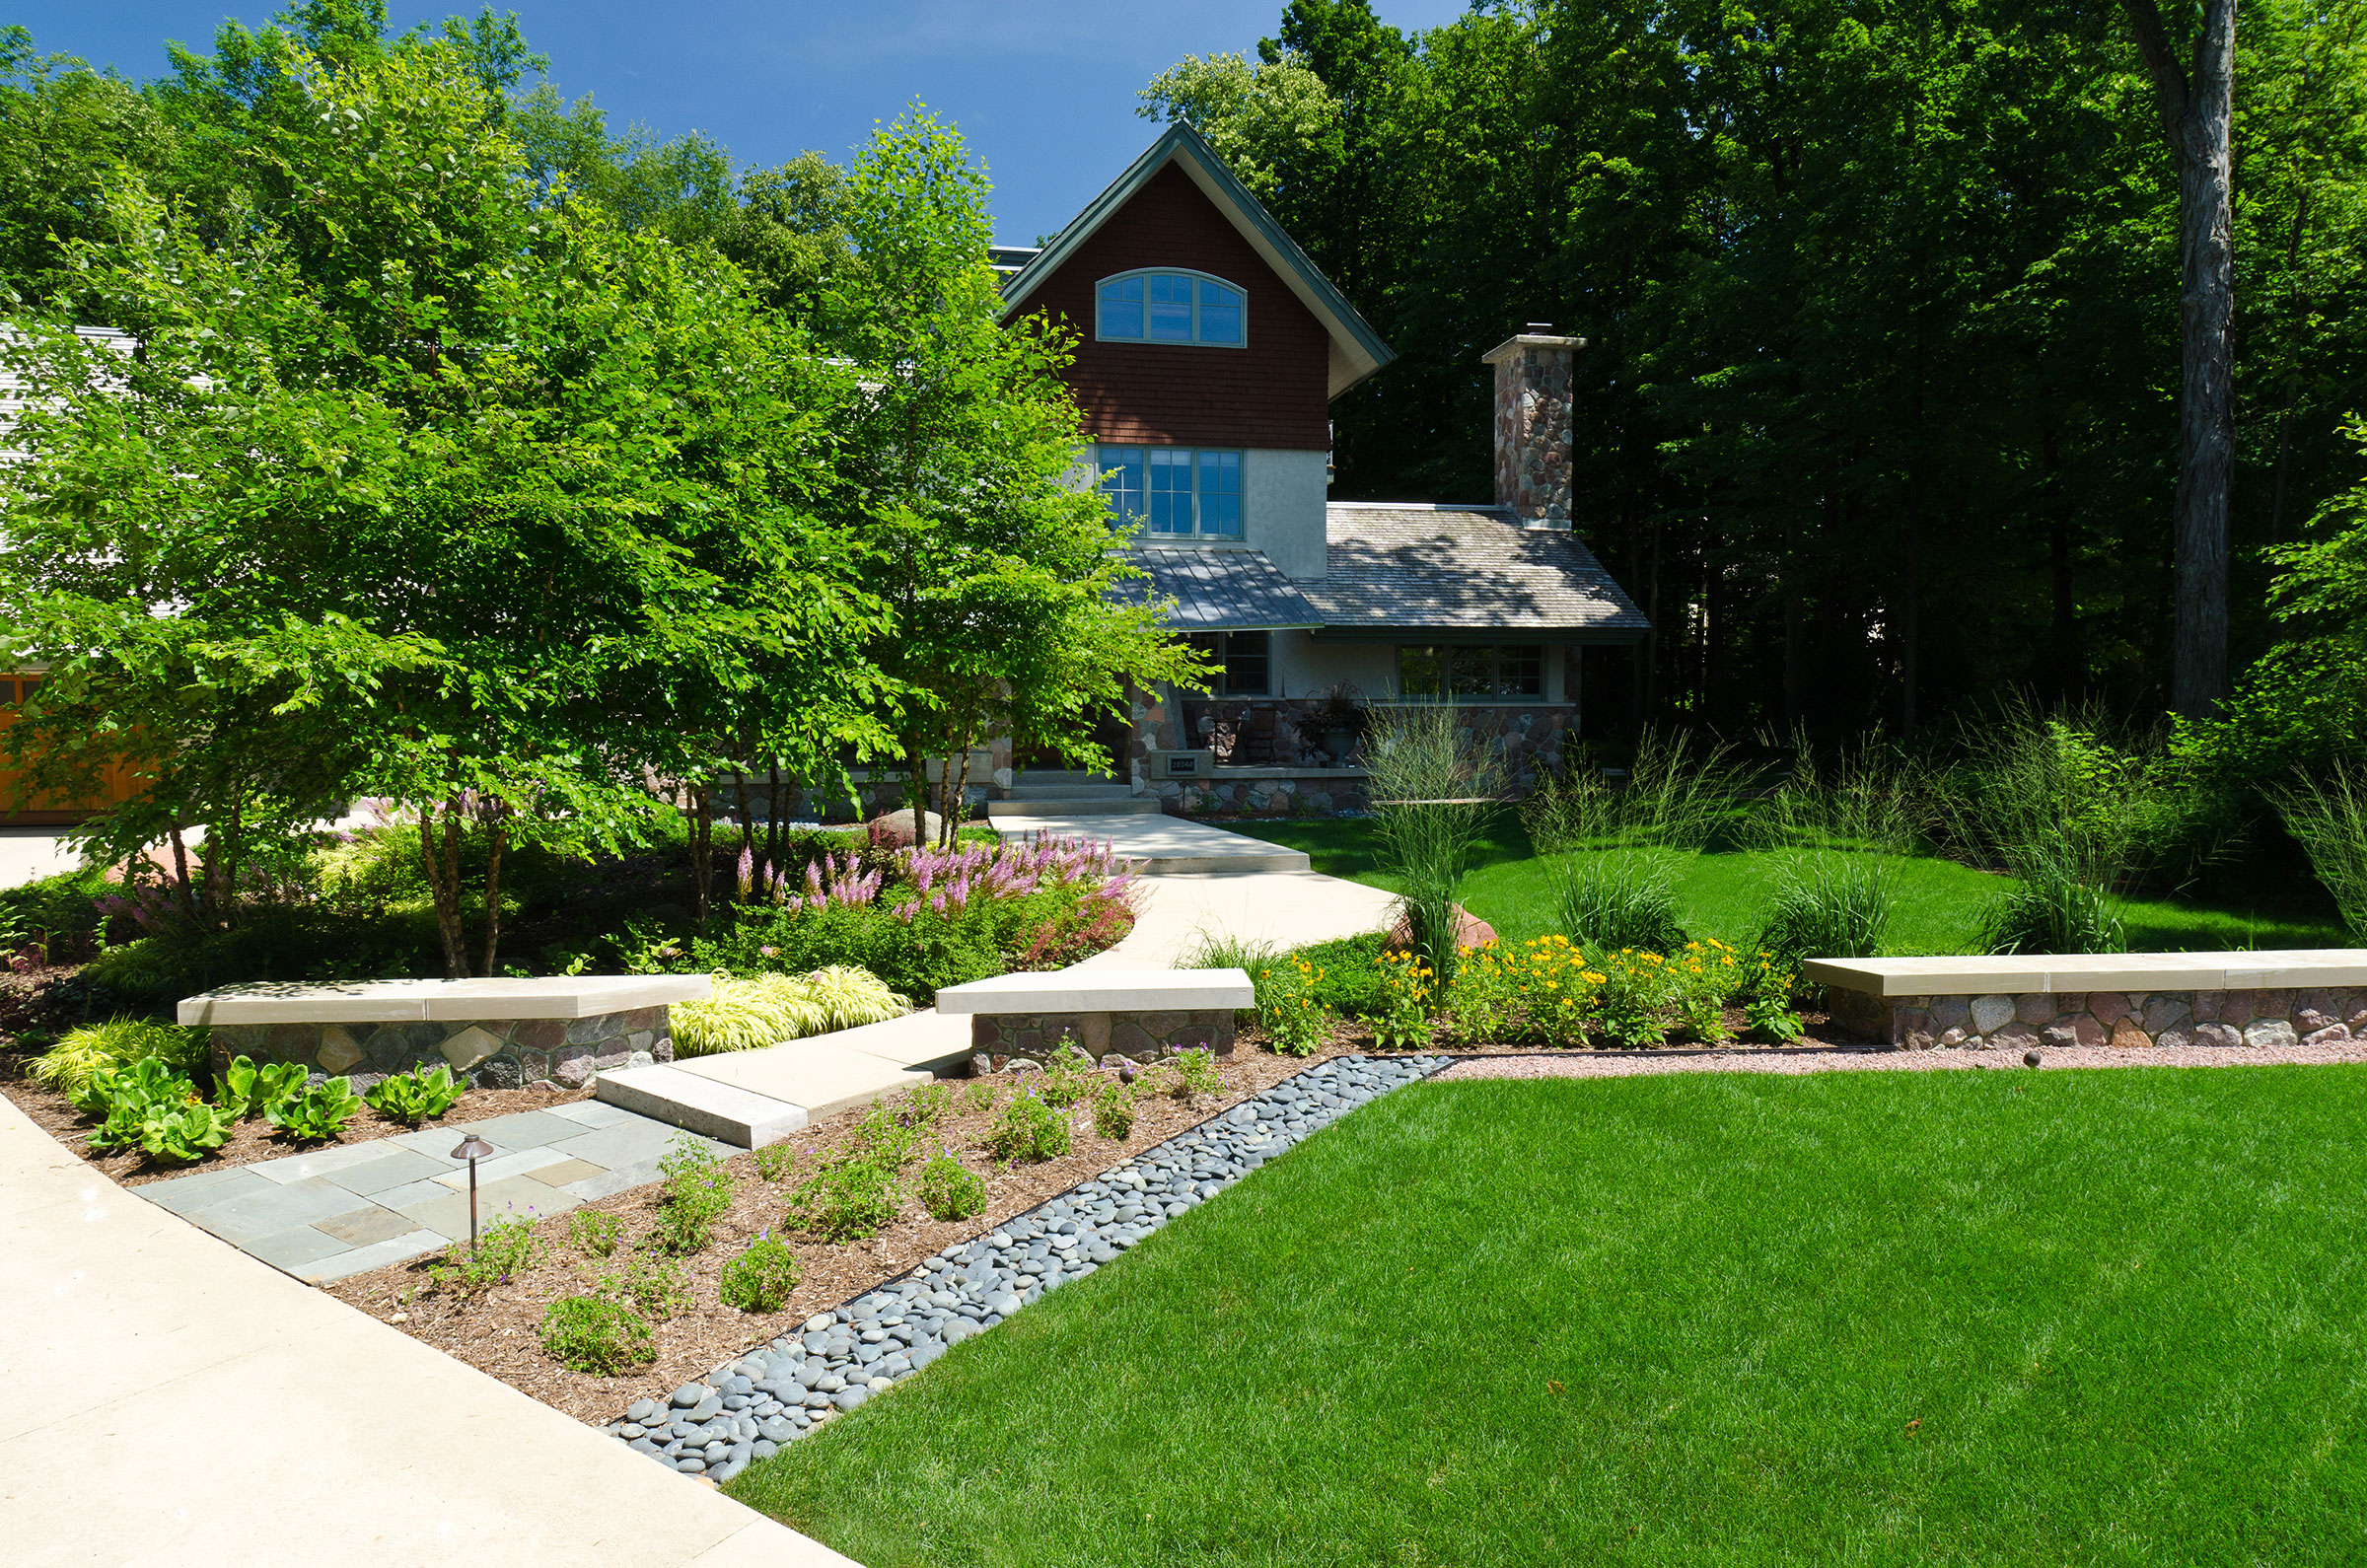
[0,1095,855,1567]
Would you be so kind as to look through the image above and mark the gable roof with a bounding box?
[1001,121,1395,399]
[1304,504,1651,642]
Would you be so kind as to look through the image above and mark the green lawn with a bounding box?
[1218,819,2346,954]
[733,1069,2367,1566]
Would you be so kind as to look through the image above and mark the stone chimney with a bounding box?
[1482,323,1584,530]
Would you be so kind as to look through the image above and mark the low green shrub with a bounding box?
[1255,954,1332,1056]
[1037,1044,1096,1107]
[569,1208,625,1257]
[32,1016,205,1099]
[266,1077,365,1143]
[986,1089,1070,1164]
[789,1150,904,1241]
[216,1055,309,1121]
[1092,1079,1137,1140]
[652,1134,736,1253]
[607,1252,692,1320]
[719,1233,804,1312]
[902,1080,956,1128]
[1280,933,1391,1018]
[539,1295,655,1375]
[753,1141,798,1182]
[429,1215,538,1292]
[916,1147,987,1220]
[1171,1047,1223,1101]
[362,1064,464,1125]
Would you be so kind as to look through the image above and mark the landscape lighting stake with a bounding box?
[451,1133,495,1251]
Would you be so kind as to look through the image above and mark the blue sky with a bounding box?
[14,1,1471,245]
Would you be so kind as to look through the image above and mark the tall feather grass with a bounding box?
[1364,706,1506,981]
[2272,761,2367,941]
[1526,729,1742,951]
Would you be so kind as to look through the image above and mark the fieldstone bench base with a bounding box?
[1829,986,2367,1052]
[970,1009,1236,1074]
[206,1007,677,1093]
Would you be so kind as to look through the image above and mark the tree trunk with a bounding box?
[418,802,468,978]
[909,742,929,849]
[689,781,714,930]
[2122,0,2237,717]
[478,806,507,978]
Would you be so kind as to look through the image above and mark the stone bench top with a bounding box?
[934,967,1254,1015]
[177,974,713,1027]
[1802,950,2367,999]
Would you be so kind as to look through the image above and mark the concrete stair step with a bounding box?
[1005,784,1136,800]
[595,1066,807,1149]
[987,797,1165,818]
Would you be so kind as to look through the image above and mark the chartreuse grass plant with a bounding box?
[731,1068,2367,1565]
[32,1016,205,1098]
[671,967,907,1056]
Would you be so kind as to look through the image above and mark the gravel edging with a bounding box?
[605,1052,1454,1481]
[1433,1039,2367,1081]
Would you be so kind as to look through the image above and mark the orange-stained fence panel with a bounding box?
[0,674,145,824]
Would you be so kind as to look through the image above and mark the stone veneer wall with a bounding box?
[1827,986,2367,1051]
[970,1009,1236,1075]
[1130,682,1576,816]
[205,1007,676,1093]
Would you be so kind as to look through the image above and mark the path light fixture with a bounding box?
[450,1133,495,1251]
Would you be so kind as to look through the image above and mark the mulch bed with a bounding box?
[323,1036,1386,1426]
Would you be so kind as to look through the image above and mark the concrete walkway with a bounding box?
[134,1100,731,1284]
[0,1094,853,1567]
[992,810,1312,873]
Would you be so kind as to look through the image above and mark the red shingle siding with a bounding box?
[1016,163,1331,451]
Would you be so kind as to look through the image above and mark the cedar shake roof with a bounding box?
[1114,546,1323,631]
[1304,504,1651,641]
[1001,122,1394,399]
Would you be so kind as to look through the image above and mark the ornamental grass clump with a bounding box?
[671,967,907,1056]
[719,1232,803,1313]
[2274,761,2367,939]
[1365,705,1508,984]
[1528,729,1741,954]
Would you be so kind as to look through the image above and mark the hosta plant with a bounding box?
[217,1055,310,1121]
[267,1076,365,1142]
[33,1016,205,1099]
[363,1064,465,1126]
[83,1057,201,1151]
[135,1101,235,1164]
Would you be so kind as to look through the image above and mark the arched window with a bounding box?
[1096,270,1246,346]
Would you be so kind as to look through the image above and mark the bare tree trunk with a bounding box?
[167,821,200,927]
[418,801,468,978]
[2122,0,2237,717]
[909,744,930,848]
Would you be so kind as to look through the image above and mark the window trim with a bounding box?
[1096,443,1245,538]
[1093,268,1249,348]
[1395,643,1547,702]
[1185,630,1272,696]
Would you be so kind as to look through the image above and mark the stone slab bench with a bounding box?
[177,974,711,1091]
[935,967,1254,1073]
[1801,952,2367,1051]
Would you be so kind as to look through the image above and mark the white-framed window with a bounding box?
[1096,269,1246,346]
[1099,444,1243,537]
[1397,644,1545,701]
[1185,630,1271,695]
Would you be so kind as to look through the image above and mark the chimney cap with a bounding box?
[1526,321,1553,332]
[1481,330,1586,365]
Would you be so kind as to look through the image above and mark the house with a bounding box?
[994,122,1648,816]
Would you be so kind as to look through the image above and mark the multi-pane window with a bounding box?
[1096,270,1246,345]
[1185,631,1271,695]
[1397,645,1545,700]
[1099,445,1242,536]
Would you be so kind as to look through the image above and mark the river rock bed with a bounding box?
[603,1052,1451,1480]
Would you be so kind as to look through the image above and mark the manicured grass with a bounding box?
[1219,819,2346,953]
[732,1069,2367,1565]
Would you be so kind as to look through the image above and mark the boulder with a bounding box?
[865,810,945,848]
[1384,903,1496,956]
